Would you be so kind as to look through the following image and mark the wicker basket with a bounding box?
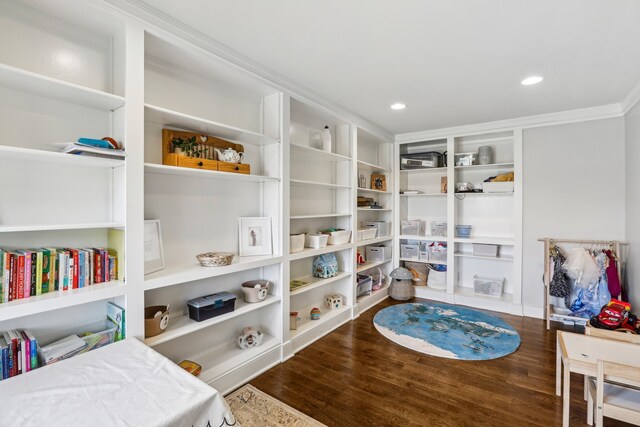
[196,252,235,267]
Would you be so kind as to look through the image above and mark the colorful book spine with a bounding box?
[3,252,9,303]
[35,250,43,296]
[1,333,11,378]
[21,250,32,299]
[78,250,85,288]
[94,249,102,284]
[24,330,38,370]
[40,248,50,294]
[0,336,7,380]
[58,251,67,292]
[48,249,57,291]
[7,330,20,376]
[0,249,3,304]
[19,331,30,373]
[29,252,37,297]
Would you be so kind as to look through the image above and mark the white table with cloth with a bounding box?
[0,338,238,427]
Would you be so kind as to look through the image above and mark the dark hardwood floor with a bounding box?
[251,297,630,426]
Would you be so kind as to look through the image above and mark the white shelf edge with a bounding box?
[454,252,514,261]
[145,295,281,347]
[399,258,446,266]
[289,304,352,341]
[144,163,279,182]
[0,281,125,322]
[399,167,448,174]
[196,335,281,385]
[290,213,351,220]
[144,256,284,290]
[145,103,279,146]
[356,236,393,247]
[400,193,446,197]
[290,179,351,190]
[357,188,392,195]
[0,63,124,111]
[453,236,514,245]
[356,259,392,273]
[290,272,352,296]
[454,162,514,171]
[399,235,448,242]
[356,160,389,172]
[0,222,125,233]
[289,243,352,261]
[0,145,125,168]
[357,208,392,212]
[290,143,351,161]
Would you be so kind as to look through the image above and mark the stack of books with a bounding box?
[0,248,117,303]
[58,138,126,161]
[0,330,38,380]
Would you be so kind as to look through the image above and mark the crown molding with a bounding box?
[99,0,394,141]
[621,80,640,115]
[395,103,623,143]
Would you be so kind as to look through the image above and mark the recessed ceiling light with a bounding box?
[390,103,406,110]
[521,76,543,86]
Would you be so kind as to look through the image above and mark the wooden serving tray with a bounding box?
[162,129,250,175]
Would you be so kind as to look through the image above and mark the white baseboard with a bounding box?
[523,305,545,319]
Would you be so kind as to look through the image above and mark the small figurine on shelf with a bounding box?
[313,253,338,279]
[237,326,264,349]
[310,307,321,320]
[359,174,366,189]
[290,312,300,330]
[322,125,332,152]
[356,250,365,265]
[325,294,343,310]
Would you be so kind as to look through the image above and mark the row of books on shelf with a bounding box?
[0,247,118,304]
[0,303,125,381]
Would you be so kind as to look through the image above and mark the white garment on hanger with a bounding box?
[562,248,600,285]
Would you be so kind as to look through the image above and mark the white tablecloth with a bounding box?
[0,338,237,427]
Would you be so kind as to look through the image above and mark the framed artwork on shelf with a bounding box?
[144,220,165,275]
[371,173,387,192]
[238,217,272,257]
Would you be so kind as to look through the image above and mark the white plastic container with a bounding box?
[290,234,305,253]
[362,221,391,237]
[305,234,329,249]
[427,270,447,290]
[419,250,430,261]
[401,220,426,236]
[472,243,499,257]
[473,275,504,297]
[322,229,351,245]
[358,228,377,241]
[400,244,420,260]
[483,182,514,193]
[366,245,391,262]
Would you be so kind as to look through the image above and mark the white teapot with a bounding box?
[215,147,244,163]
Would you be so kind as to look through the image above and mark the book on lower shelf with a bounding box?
[0,329,38,380]
[0,247,119,305]
[57,140,126,161]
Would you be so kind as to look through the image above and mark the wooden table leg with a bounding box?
[563,359,571,427]
[556,334,562,396]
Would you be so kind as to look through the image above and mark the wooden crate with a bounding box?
[162,129,250,175]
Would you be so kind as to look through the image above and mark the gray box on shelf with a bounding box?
[401,220,425,236]
[472,244,499,257]
[366,245,391,262]
[400,244,420,260]
[362,221,391,237]
[473,275,504,297]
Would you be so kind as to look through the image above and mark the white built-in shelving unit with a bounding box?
[394,130,523,315]
[0,0,396,394]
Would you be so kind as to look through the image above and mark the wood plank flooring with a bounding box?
[251,297,631,426]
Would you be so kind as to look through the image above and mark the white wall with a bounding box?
[522,118,626,314]
[626,102,640,309]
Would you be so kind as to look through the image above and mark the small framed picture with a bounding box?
[371,173,387,192]
[144,220,165,275]
[239,217,272,257]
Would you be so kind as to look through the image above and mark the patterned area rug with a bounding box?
[226,384,326,427]
[373,302,521,360]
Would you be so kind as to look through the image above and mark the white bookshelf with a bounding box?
[395,130,523,315]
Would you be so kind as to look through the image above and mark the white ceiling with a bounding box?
[135,0,640,135]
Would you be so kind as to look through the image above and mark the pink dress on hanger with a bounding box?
[605,250,621,297]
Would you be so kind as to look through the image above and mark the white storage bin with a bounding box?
[483,182,514,193]
[305,234,329,249]
[401,220,425,236]
[473,275,504,297]
[430,221,447,237]
[429,244,447,262]
[321,229,351,245]
[290,234,305,253]
[362,221,391,237]
[419,251,429,261]
[358,228,377,241]
[427,269,447,290]
[400,244,420,260]
[472,243,499,257]
[366,245,391,262]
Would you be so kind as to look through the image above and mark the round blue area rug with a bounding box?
[373,302,521,360]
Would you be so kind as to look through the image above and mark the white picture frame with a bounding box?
[238,217,272,257]
[144,220,165,275]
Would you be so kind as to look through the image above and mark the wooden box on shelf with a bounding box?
[162,129,250,174]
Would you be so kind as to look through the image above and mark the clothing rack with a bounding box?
[538,238,627,330]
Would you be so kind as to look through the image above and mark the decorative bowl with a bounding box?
[196,252,235,267]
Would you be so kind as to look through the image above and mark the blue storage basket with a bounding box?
[455,225,472,238]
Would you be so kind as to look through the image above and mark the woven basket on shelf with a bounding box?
[196,252,234,267]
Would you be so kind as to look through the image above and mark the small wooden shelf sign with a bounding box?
[162,129,250,174]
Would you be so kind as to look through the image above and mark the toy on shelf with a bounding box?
[590,300,636,331]
[325,294,343,310]
[237,327,264,349]
[313,253,338,279]
[310,307,321,320]
[290,312,300,330]
[356,250,365,265]
[178,360,202,376]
